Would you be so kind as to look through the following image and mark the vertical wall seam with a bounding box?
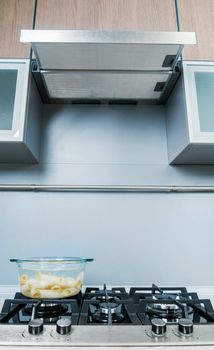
[32,0,38,30]
[30,0,38,60]
[174,0,183,61]
[175,0,180,31]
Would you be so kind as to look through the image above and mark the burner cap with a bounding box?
[99,302,120,315]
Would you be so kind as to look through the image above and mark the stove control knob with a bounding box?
[151,318,167,336]
[28,319,44,335]
[56,318,72,335]
[178,319,193,335]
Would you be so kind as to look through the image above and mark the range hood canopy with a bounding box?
[21,30,196,104]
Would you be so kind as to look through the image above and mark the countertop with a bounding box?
[0,347,213,350]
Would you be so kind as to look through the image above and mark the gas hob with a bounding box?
[0,284,214,347]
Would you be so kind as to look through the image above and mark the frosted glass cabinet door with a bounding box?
[0,60,30,141]
[195,72,214,132]
[184,62,214,142]
[166,61,214,164]
[0,59,41,163]
[0,70,17,130]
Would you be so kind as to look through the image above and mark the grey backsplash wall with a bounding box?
[1,104,214,286]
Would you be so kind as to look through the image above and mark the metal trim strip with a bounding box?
[0,184,214,192]
[21,30,196,45]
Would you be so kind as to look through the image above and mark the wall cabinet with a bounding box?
[0,0,35,58]
[35,0,177,31]
[166,62,214,164]
[0,60,42,163]
[177,0,214,60]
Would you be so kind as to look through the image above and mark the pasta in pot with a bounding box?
[30,288,42,298]
[19,272,83,298]
[62,287,78,297]
[20,274,28,285]
[50,284,61,291]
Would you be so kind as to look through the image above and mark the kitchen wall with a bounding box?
[1,104,214,286]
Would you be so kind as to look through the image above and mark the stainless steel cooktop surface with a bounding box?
[0,284,214,347]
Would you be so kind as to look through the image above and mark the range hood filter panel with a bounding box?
[43,71,170,100]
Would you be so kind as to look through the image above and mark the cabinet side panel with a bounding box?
[165,75,190,164]
[0,143,38,163]
[35,0,177,31]
[171,144,214,164]
[24,74,42,162]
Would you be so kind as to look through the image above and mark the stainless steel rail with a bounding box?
[0,184,214,192]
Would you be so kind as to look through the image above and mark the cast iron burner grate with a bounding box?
[144,300,190,322]
[84,287,129,300]
[80,284,140,325]
[130,284,199,303]
[87,284,126,324]
[91,300,125,323]
[136,298,214,325]
[15,292,83,304]
[89,292,125,324]
[0,293,82,324]
[1,284,214,326]
[131,285,214,325]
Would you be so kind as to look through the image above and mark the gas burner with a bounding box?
[99,302,120,314]
[91,301,125,323]
[146,303,183,320]
[24,303,68,323]
[88,284,125,324]
[89,297,124,323]
[137,298,196,325]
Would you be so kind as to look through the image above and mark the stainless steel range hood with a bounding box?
[21,30,196,104]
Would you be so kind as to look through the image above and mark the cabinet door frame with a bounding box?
[0,59,30,142]
[183,61,214,144]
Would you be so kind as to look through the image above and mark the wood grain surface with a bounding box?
[35,0,177,31]
[178,0,214,60]
[0,0,35,58]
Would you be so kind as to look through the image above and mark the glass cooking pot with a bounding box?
[10,257,93,299]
